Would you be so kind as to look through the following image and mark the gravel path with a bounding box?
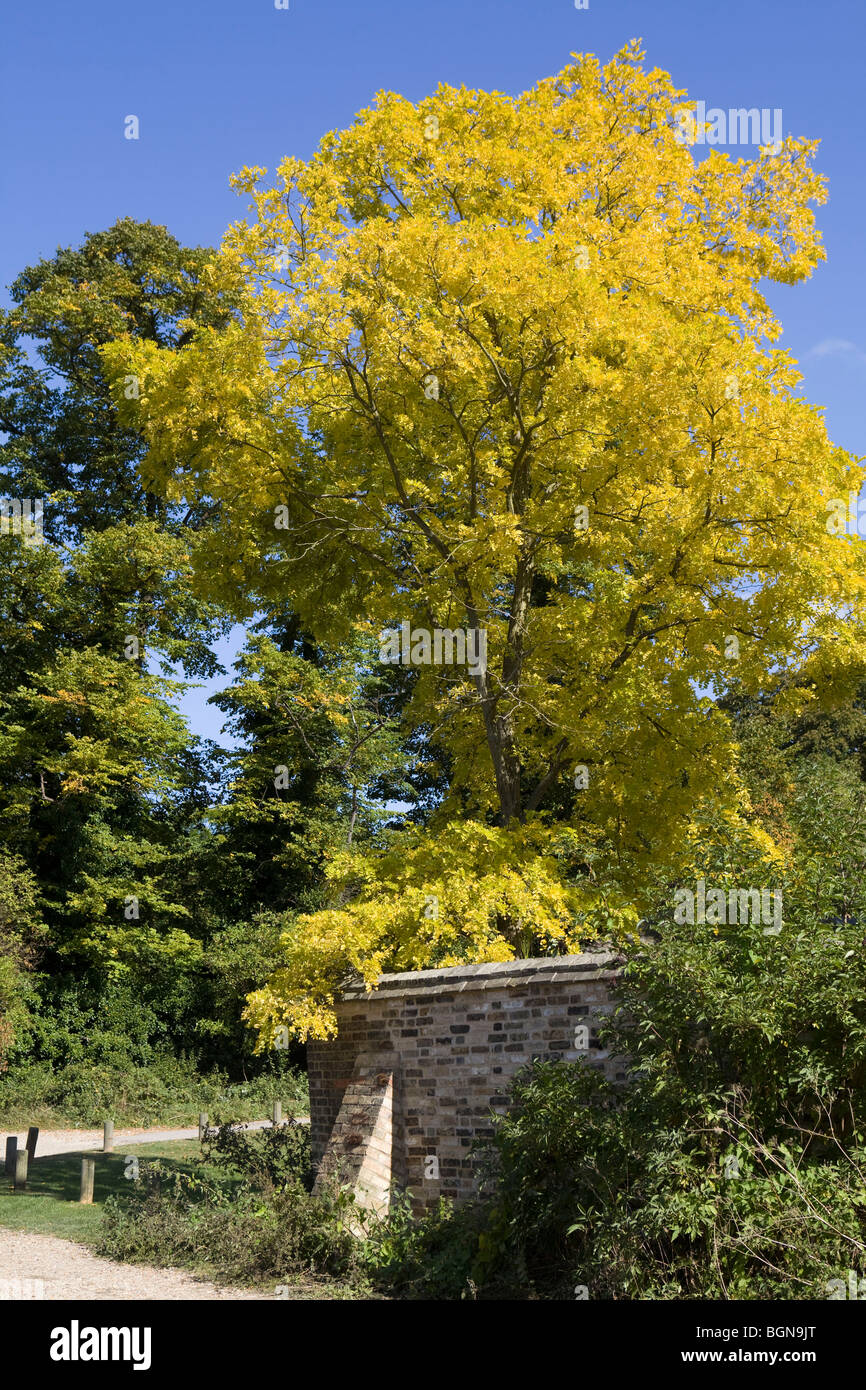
[0,1120,314,1300]
[4,1118,308,1158]
[0,1229,271,1300]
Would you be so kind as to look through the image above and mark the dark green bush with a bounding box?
[99,1157,366,1288]
[200,1118,313,1191]
[0,1054,308,1127]
[449,899,866,1299]
[361,1192,488,1299]
[438,758,866,1300]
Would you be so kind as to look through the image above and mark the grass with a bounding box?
[0,1140,220,1243]
[0,1138,365,1300]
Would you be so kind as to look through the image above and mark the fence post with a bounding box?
[79,1157,95,1205]
[25,1127,39,1162]
[4,1136,17,1175]
[103,1120,114,1154]
[272,1101,282,1126]
[14,1150,28,1191]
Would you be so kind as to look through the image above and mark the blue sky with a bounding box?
[3,0,863,744]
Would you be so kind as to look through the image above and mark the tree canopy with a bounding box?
[102,44,866,1038]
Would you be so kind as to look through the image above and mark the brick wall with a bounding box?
[308,952,623,1213]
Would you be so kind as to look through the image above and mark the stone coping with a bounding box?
[339,951,622,1002]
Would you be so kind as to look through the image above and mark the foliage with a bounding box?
[105,43,863,833]
[0,220,231,994]
[0,850,44,1066]
[104,44,866,1034]
[199,1118,313,1191]
[361,1192,487,1299]
[0,216,236,539]
[99,1160,366,1289]
[0,1053,307,1129]
[246,818,639,1040]
[0,218,380,1072]
[206,629,408,921]
[435,772,866,1298]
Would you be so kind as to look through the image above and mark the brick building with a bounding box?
[309,951,623,1215]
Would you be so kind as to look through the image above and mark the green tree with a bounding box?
[1,217,234,539]
[0,850,44,1067]
[207,623,407,920]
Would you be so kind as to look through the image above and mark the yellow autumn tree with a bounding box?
[103,42,866,1039]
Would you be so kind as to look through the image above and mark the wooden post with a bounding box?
[4,1136,17,1175]
[103,1120,114,1153]
[272,1100,282,1126]
[25,1126,39,1162]
[14,1150,28,1191]
[198,1112,208,1140]
[79,1157,95,1205]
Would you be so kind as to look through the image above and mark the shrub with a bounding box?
[0,851,44,1068]
[437,761,866,1300]
[200,1118,313,1191]
[0,1054,308,1128]
[361,1192,487,1299]
[99,1158,367,1289]
[455,889,866,1299]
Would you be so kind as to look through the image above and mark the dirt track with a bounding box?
[0,1121,311,1301]
[3,1119,285,1158]
[0,1228,271,1300]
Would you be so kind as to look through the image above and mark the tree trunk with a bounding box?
[476,552,534,827]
